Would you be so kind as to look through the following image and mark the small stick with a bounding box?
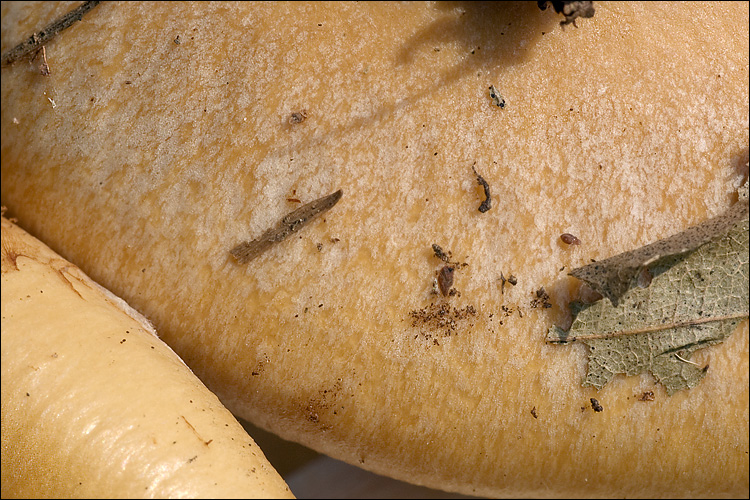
[231,189,343,264]
[2,1,101,67]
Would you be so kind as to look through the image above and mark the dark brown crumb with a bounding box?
[289,109,308,124]
[638,391,655,402]
[437,265,455,296]
[531,406,538,419]
[590,397,603,412]
[530,287,552,308]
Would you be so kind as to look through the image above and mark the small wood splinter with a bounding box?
[471,163,492,213]
[231,189,342,264]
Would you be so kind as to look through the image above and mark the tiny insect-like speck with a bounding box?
[560,233,581,245]
[432,243,450,263]
[488,85,505,108]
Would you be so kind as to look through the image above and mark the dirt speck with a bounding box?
[289,109,308,124]
[638,391,655,402]
[530,287,552,308]
[590,398,603,412]
[409,303,477,344]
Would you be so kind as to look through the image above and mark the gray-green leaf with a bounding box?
[547,191,749,395]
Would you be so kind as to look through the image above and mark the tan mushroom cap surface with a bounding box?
[1,217,294,498]
[1,1,748,497]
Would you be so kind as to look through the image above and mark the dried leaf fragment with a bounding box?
[488,85,505,108]
[547,188,749,395]
[571,199,749,307]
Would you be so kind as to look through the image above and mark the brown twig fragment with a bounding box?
[1,1,101,67]
[471,163,492,213]
[231,189,343,264]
